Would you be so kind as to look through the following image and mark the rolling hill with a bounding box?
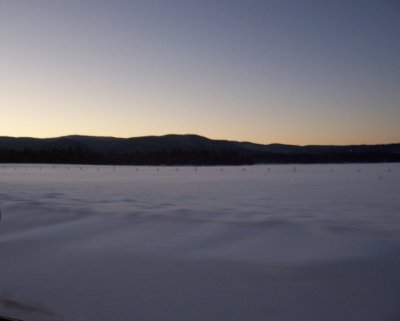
[0,134,399,165]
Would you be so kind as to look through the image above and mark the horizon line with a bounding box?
[1,133,399,147]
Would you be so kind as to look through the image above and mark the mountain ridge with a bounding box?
[0,134,399,165]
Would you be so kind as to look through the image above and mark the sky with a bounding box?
[0,0,399,145]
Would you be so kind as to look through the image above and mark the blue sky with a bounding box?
[1,0,399,144]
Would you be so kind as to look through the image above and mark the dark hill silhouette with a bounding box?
[0,134,399,165]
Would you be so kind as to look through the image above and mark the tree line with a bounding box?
[0,147,399,165]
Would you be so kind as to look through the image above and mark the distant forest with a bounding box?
[1,135,399,165]
[1,148,399,165]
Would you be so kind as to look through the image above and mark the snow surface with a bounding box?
[1,163,400,321]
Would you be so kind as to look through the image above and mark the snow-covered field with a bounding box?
[1,163,400,321]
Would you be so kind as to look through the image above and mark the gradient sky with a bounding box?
[1,0,399,145]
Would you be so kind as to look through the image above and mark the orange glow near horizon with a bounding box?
[1,1,399,146]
